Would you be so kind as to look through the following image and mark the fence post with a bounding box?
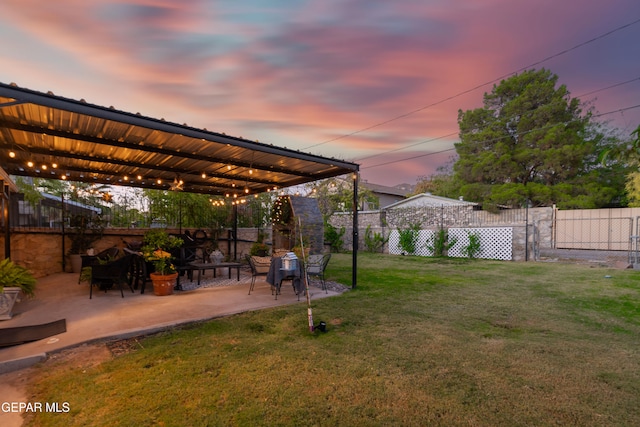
[525,199,529,261]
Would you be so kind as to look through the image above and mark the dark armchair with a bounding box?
[79,246,120,283]
[89,254,134,299]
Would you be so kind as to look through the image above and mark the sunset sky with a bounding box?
[1,1,639,187]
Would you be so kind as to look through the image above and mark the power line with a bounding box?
[578,76,640,98]
[356,131,458,161]
[302,17,640,151]
[361,104,640,170]
[357,77,640,163]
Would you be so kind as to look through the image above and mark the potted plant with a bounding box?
[67,213,104,273]
[249,242,270,257]
[142,229,183,296]
[0,258,36,320]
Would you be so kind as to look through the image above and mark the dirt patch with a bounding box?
[106,337,147,357]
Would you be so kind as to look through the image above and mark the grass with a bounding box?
[25,253,640,426]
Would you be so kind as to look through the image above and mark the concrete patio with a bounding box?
[0,267,341,374]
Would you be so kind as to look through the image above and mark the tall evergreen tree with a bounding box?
[453,68,626,209]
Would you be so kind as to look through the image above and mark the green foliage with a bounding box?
[623,125,640,206]
[67,214,105,254]
[364,225,388,253]
[397,223,421,255]
[426,228,457,257]
[324,222,345,253]
[249,242,270,256]
[141,229,184,274]
[15,177,44,208]
[463,231,482,259]
[307,176,375,220]
[0,258,36,297]
[453,68,626,207]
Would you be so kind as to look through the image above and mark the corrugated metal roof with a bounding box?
[0,82,359,196]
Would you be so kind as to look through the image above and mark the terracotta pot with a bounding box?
[150,272,178,296]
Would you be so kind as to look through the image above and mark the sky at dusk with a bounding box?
[1,1,639,187]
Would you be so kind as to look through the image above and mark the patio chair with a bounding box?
[89,254,134,299]
[246,254,272,295]
[306,253,331,293]
[172,245,198,290]
[123,248,151,293]
[79,246,120,283]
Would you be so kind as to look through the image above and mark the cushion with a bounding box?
[251,256,272,274]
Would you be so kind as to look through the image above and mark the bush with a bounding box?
[324,223,345,253]
[397,223,421,255]
[364,225,388,253]
[427,228,457,257]
[463,231,482,259]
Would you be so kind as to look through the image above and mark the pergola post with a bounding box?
[352,172,358,289]
[2,181,10,259]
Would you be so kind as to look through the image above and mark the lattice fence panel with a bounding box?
[388,229,435,256]
[389,227,512,260]
[388,230,400,255]
[415,230,434,257]
[448,227,512,260]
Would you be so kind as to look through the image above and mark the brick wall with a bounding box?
[1,226,273,278]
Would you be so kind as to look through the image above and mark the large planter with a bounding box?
[70,254,83,274]
[150,272,178,296]
[0,287,22,320]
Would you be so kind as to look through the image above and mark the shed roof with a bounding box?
[382,192,477,210]
[0,82,359,196]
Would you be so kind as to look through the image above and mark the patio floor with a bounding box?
[0,267,341,373]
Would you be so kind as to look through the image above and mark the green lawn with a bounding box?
[26,253,640,426]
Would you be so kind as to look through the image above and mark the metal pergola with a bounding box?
[0,82,360,287]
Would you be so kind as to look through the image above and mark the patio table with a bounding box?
[266,257,304,300]
[188,261,243,287]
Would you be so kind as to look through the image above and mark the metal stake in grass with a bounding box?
[298,217,314,332]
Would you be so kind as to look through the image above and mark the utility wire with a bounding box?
[302,17,640,151]
[356,131,458,161]
[361,104,640,170]
[356,77,640,162]
[579,76,640,98]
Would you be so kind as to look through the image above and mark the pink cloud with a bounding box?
[1,0,639,187]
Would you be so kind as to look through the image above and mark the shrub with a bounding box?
[364,225,388,253]
[397,223,421,255]
[324,223,345,253]
[463,231,482,258]
[427,228,457,257]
